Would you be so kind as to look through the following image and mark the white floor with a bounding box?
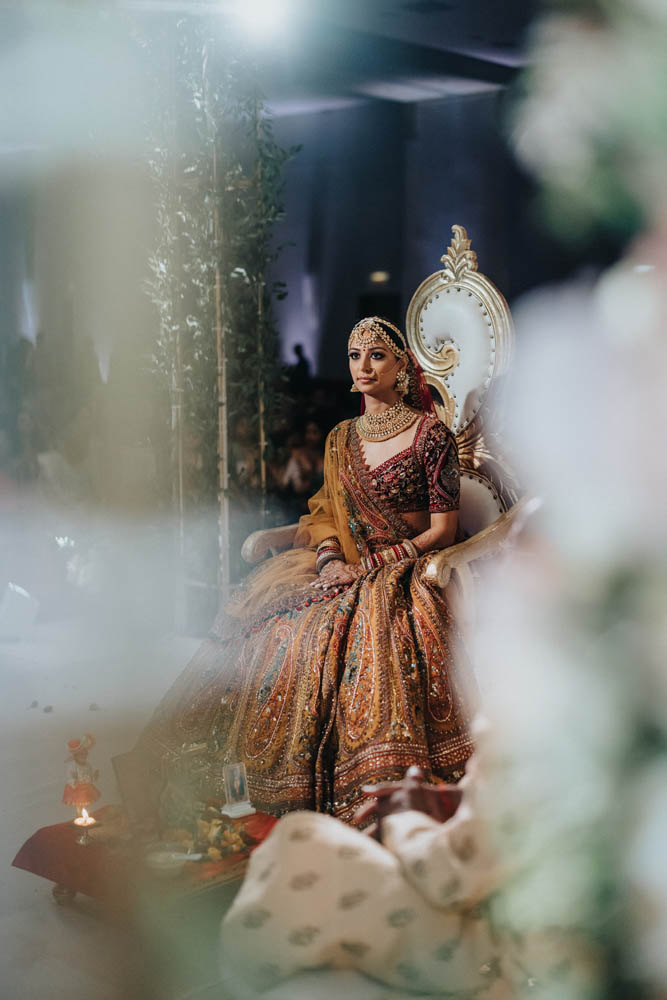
[1,612,201,1000]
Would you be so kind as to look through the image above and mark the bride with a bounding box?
[134,317,474,824]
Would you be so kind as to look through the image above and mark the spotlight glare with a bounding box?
[230,0,289,39]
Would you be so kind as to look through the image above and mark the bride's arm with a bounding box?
[409,510,458,553]
[410,419,459,553]
[314,513,456,586]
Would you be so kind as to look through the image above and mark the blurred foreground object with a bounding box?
[464,3,667,995]
[220,727,596,998]
[0,581,39,640]
[512,0,667,243]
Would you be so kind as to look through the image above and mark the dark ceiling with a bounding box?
[0,0,535,161]
[123,0,535,113]
[310,0,532,65]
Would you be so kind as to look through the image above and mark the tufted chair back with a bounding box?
[405,226,521,538]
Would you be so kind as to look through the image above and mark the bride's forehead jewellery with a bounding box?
[348,317,406,358]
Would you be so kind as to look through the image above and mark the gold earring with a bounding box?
[350,382,360,393]
[394,369,408,395]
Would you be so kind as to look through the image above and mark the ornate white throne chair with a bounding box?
[242,226,531,621]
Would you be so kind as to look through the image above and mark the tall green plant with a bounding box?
[142,15,297,592]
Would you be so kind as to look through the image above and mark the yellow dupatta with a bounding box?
[225,422,358,621]
[293,420,359,564]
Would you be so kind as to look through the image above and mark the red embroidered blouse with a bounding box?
[356,413,460,514]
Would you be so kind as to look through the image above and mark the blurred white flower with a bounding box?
[631,0,667,20]
[595,262,661,347]
[507,267,667,571]
[623,761,667,990]
[513,17,617,184]
[468,234,667,994]
[512,10,667,223]
[479,5,667,995]
[636,575,667,735]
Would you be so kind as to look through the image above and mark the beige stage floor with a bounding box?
[1,614,204,1000]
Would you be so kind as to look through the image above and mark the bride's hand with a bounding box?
[312,560,361,589]
[353,766,463,839]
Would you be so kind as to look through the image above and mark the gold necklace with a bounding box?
[356,400,418,442]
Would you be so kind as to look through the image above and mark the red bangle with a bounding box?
[362,543,415,572]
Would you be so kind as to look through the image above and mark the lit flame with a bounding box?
[81,808,89,822]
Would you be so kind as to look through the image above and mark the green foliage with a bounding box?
[140,16,298,583]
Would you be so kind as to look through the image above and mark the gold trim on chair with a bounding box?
[241,524,298,565]
[422,496,539,632]
[422,496,537,590]
[405,224,513,436]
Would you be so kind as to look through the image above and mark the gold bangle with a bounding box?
[401,538,420,560]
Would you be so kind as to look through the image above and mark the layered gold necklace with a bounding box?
[356,399,418,442]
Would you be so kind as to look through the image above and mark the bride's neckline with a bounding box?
[355,414,425,474]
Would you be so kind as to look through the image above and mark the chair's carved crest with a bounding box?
[440,224,478,282]
[406,225,522,530]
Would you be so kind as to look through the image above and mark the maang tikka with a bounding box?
[347,317,407,357]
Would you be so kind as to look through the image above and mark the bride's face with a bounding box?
[348,340,405,397]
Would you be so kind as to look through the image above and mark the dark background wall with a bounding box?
[272,100,406,378]
[270,87,615,381]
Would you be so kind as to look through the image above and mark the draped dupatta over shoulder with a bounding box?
[294,420,360,562]
[134,419,474,824]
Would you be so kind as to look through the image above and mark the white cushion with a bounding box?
[417,287,496,435]
[459,471,504,538]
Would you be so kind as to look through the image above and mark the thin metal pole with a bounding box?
[254,94,268,526]
[169,20,186,632]
[203,37,231,595]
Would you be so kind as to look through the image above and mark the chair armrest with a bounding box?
[241,524,299,565]
[421,496,539,588]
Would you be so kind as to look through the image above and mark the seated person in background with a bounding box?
[281,421,324,513]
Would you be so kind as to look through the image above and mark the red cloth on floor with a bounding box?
[12,807,278,902]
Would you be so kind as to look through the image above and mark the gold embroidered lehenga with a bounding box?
[134,412,474,824]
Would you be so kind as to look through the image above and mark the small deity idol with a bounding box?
[62,733,101,816]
